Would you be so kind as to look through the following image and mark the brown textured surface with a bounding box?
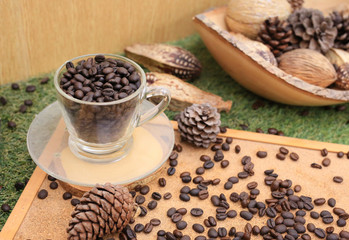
[10,129,349,239]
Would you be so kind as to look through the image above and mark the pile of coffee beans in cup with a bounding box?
[59,54,141,102]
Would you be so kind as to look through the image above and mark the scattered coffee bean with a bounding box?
[208,228,218,238]
[240,211,253,220]
[0,96,7,105]
[276,153,286,160]
[40,77,49,84]
[176,221,187,230]
[11,83,20,90]
[70,198,80,206]
[257,151,267,158]
[48,175,56,181]
[148,200,157,210]
[328,198,336,207]
[19,104,27,113]
[212,178,221,185]
[224,181,233,190]
[321,148,328,157]
[314,198,326,206]
[310,211,320,219]
[290,152,299,161]
[238,171,249,179]
[196,167,205,175]
[337,151,344,158]
[143,223,153,234]
[314,228,326,238]
[26,85,36,92]
[14,181,25,191]
[203,161,214,169]
[322,158,331,167]
[139,206,147,217]
[311,163,322,169]
[1,204,11,212]
[294,185,301,192]
[140,185,150,195]
[7,121,16,129]
[337,218,347,227]
[24,99,33,106]
[333,176,343,183]
[179,193,190,202]
[158,178,166,187]
[191,208,203,217]
[200,155,210,162]
[134,223,145,233]
[150,218,161,226]
[221,160,229,168]
[235,145,241,153]
[38,189,48,199]
[193,223,204,233]
[198,190,209,200]
[226,137,233,144]
[63,192,72,200]
[49,181,58,190]
[135,195,145,204]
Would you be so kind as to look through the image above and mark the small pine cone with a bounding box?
[177,103,221,148]
[331,11,349,51]
[287,0,304,11]
[67,184,136,240]
[335,63,349,90]
[257,17,298,57]
[288,8,338,54]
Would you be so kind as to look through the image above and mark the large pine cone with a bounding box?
[288,8,338,53]
[287,0,304,11]
[331,11,349,51]
[67,184,136,240]
[177,103,221,148]
[257,17,298,57]
[335,63,349,90]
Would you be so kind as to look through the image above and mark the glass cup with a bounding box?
[54,54,171,163]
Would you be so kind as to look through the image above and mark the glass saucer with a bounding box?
[27,100,174,187]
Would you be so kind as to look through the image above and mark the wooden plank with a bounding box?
[0,119,66,239]
[0,0,226,84]
[2,120,349,239]
[171,121,349,152]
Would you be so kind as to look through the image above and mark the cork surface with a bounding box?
[14,132,349,239]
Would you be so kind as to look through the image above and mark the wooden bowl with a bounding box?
[193,2,349,106]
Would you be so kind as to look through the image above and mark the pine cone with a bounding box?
[288,8,338,53]
[331,11,349,51]
[177,103,221,148]
[335,63,349,90]
[257,17,298,57]
[67,184,136,240]
[287,0,304,11]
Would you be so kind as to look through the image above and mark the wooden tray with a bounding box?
[193,1,349,106]
[1,121,349,239]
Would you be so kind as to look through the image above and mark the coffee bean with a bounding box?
[337,151,344,158]
[314,228,326,238]
[139,205,147,217]
[196,167,205,175]
[148,200,157,210]
[208,228,218,238]
[212,178,221,185]
[240,211,253,220]
[135,195,145,204]
[275,224,287,234]
[150,218,161,226]
[192,223,204,233]
[134,223,145,232]
[63,192,72,200]
[171,212,182,223]
[191,208,203,217]
[7,121,16,129]
[69,198,80,206]
[294,223,306,233]
[247,181,258,190]
[158,178,166,187]
[179,193,190,202]
[140,185,150,195]
[198,190,209,200]
[340,230,349,238]
[257,151,267,158]
[311,162,322,169]
[176,221,187,230]
[276,153,286,160]
[1,204,11,212]
[268,128,278,134]
[11,83,20,90]
[38,189,48,199]
[290,152,299,161]
[143,223,153,234]
[200,155,210,161]
[337,218,346,227]
[310,211,319,219]
[222,143,230,151]
[220,160,229,168]
[314,198,326,206]
[224,181,233,190]
[49,181,58,190]
[214,150,224,161]
[26,85,36,92]
[238,171,249,179]
[19,104,27,113]
[0,96,7,105]
[279,147,289,155]
[40,77,49,84]
[321,158,331,167]
[327,198,336,207]
[203,161,214,169]
[307,223,315,232]
[333,176,343,183]
[218,227,227,237]
[293,185,301,192]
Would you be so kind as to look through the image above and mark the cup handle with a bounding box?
[137,86,171,126]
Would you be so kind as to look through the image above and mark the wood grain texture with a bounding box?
[0,0,226,84]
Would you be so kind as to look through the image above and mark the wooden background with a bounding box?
[0,0,226,85]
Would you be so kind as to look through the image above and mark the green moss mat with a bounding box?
[0,34,348,229]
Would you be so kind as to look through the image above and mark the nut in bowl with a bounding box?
[193,0,349,106]
[54,54,171,163]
